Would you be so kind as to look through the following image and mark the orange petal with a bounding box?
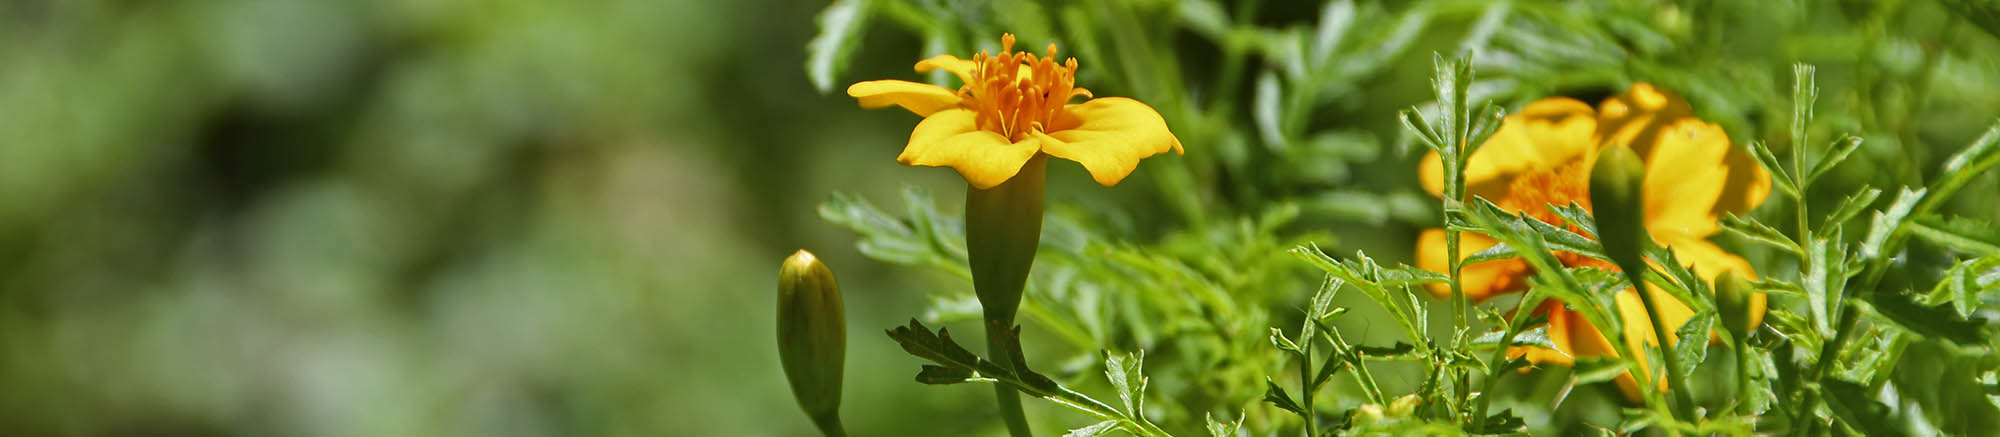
[848,80,964,117]
[1414,229,1531,301]
[899,109,1040,189]
[1421,98,1598,199]
[1041,97,1182,186]
[1510,301,1578,367]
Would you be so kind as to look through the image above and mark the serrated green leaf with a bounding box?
[916,365,982,384]
[1547,202,1599,238]
[1821,379,1906,437]
[1572,357,1635,384]
[1908,215,2000,257]
[1925,256,2000,317]
[1862,290,1991,347]
[1890,339,2000,435]
[1271,327,1301,352]
[1863,188,1926,261]
[1722,213,1803,255]
[1204,412,1245,437]
[1103,351,1147,416]
[1806,134,1864,185]
[1473,408,1528,434]
[1747,140,1800,198]
[1670,312,1715,381]
[1063,420,1119,437]
[1791,64,1819,158]
[1922,121,2000,212]
[1822,186,1883,229]
[804,0,871,93]
[1472,326,1556,351]
[1263,377,1305,416]
[1804,235,1850,336]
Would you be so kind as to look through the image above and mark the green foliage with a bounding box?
[809,0,2000,435]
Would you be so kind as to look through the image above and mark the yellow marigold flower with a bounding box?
[846,33,1183,189]
[1413,84,1772,402]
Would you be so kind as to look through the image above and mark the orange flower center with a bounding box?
[1503,159,1615,271]
[961,34,1092,142]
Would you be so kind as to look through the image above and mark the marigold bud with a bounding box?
[1714,271,1757,341]
[1589,145,1650,271]
[778,250,846,436]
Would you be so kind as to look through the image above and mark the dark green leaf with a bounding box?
[1862,290,1991,347]
[1908,215,2000,257]
[916,365,979,384]
[1889,339,2000,435]
[1264,377,1305,416]
[1472,409,1528,434]
[1820,378,1906,437]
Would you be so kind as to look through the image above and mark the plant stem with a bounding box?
[1624,268,1695,423]
[964,155,1048,437]
[1733,336,1754,416]
[810,412,848,437]
[1300,344,1318,437]
[989,327,1034,437]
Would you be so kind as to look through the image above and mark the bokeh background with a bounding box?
[3,0,1997,436]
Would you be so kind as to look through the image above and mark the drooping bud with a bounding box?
[1714,271,1757,342]
[1589,145,1650,272]
[778,250,846,437]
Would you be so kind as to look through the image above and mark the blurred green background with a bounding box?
[3,0,1998,436]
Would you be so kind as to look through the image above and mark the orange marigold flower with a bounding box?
[846,33,1183,189]
[1413,84,1772,402]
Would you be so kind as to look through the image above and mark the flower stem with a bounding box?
[965,154,1049,437]
[1623,268,1694,424]
[1733,336,1754,415]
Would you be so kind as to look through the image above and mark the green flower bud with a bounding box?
[964,154,1048,327]
[1589,145,1650,271]
[778,250,846,436]
[1714,271,1757,341]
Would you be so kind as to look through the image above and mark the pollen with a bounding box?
[961,34,1094,142]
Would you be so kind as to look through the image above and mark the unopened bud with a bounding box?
[1714,271,1757,341]
[778,250,846,436]
[1590,145,1650,271]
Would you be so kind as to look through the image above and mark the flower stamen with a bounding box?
[962,34,1087,142]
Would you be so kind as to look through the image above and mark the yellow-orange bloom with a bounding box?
[1414,84,1772,402]
[847,34,1183,189]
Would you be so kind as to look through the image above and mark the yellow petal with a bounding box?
[1631,119,1770,243]
[898,109,1039,189]
[1596,83,1697,152]
[1664,239,1769,330]
[1422,98,1597,199]
[1415,229,1529,301]
[847,80,963,117]
[915,55,977,84]
[1041,97,1182,186]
